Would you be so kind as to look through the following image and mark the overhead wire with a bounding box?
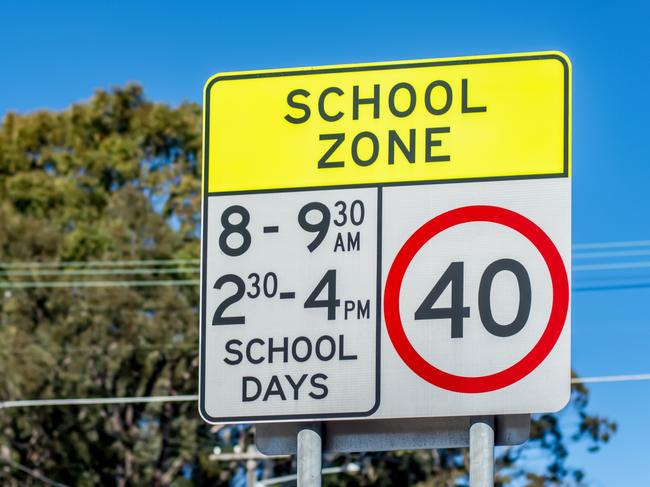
[574,282,650,292]
[0,258,199,269]
[573,240,650,250]
[573,261,650,271]
[572,373,650,384]
[0,342,197,354]
[2,260,650,276]
[0,279,199,289]
[0,458,69,487]
[0,374,648,409]
[0,395,198,409]
[0,267,199,278]
[0,239,645,269]
[573,248,650,259]
[0,239,646,279]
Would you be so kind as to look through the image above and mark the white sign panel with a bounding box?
[202,189,380,421]
[379,178,570,418]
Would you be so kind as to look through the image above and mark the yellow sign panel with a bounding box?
[204,52,570,193]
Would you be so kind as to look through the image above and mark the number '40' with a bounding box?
[415,259,532,338]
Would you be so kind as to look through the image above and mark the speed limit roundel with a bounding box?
[384,205,569,394]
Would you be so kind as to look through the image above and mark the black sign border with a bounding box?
[200,52,570,423]
[199,187,382,423]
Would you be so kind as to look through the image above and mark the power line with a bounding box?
[573,249,650,259]
[0,240,649,289]
[0,239,644,269]
[0,395,198,409]
[2,260,649,278]
[574,282,650,292]
[571,373,650,384]
[0,342,197,354]
[5,276,650,290]
[573,240,650,250]
[1,458,69,487]
[0,279,199,289]
[573,261,650,271]
[3,278,650,290]
[0,267,199,278]
[2,374,649,409]
[0,259,199,269]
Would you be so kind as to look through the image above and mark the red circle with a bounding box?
[384,205,569,393]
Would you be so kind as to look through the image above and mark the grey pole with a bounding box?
[297,423,322,487]
[246,444,257,487]
[469,416,495,487]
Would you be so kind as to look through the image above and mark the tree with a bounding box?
[0,85,615,486]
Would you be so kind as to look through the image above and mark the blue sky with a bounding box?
[2,0,649,484]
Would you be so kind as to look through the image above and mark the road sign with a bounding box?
[200,51,571,423]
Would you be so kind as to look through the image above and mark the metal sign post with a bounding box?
[469,416,494,487]
[297,423,322,487]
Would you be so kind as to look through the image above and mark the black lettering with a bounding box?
[347,231,360,251]
[291,336,312,362]
[315,335,336,361]
[242,376,261,402]
[353,84,380,120]
[285,374,308,400]
[245,338,264,364]
[224,339,243,365]
[425,80,452,115]
[334,233,345,252]
[425,127,450,162]
[338,334,357,361]
[388,129,416,164]
[414,261,469,338]
[479,259,531,337]
[462,78,487,113]
[318,133,345,168]
[285,89,311,124]
[388,82,416,117]
[318,87,344,122]
[351,131,379,166]
[263,376,286,401]
[309,373,329,399]
[357,299,371,319]
[345,300,355,318]
[268,337,289,364]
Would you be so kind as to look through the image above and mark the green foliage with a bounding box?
[0,86,615,486]
[0,85,206,486]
